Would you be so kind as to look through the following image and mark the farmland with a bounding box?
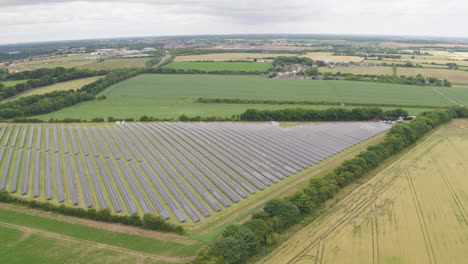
[34,74,462,120]
[7,54,150,71]
[319,66,468,87]
[260,119,468,264]
[1,76,103,103]
[0,122,389,224]
[173,53,293,62]
[163,62,272,72]
[301,52,364,62]
[78,58,149,70]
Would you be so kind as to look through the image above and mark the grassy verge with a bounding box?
[0,208,202,257]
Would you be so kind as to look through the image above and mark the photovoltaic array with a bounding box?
[0,122,390,222]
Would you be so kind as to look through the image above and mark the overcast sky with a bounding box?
[0,0,466,44]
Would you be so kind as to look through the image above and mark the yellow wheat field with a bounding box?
[260,119,468,264]
[300,52,364,63]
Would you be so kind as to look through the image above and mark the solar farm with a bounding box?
[0,122,390,223]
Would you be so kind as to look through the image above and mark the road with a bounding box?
[153,50,172,68]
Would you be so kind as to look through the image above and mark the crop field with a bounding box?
[163,61,272,72]
[8,54,150,71]
[77,58,149,70]
[34,74,458,120]
[0,122,389,224]
[260,119,468,264]
[319,66,468,87]
[379,41,468,48]
[301,52,364,62]
[173,53,293,62]
[1,76,103,103]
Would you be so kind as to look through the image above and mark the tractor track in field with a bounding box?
[260,130,443,264]
[431,87,464,106]
[0,221,196,263]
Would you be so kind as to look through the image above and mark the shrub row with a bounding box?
[0,190,184,234]
[193,106,468,264]
[1,68,108,100]
[240,107,409,122]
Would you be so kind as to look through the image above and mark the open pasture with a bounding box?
[0,122,389,224]
[163,61,272,72]
[260,119,468,264]
[173,53,293,62]
[34,74,459,120]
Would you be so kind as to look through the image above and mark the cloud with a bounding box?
[0,0,467,44]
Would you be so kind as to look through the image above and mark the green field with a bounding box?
[163,61,272,72]
[321,66,468,87]
[0,80,28,87]
[0,208,200,263]
[35,74,459,120]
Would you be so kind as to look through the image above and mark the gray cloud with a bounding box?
[0,0,466,44]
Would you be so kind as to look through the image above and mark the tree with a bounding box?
[288,191,316,214]
[242,219,271,244]
[263,199,301,227]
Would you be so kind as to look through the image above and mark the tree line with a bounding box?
[196,97,444,109]
[272,56,326,67]
[0,68,140,119]
[0,190,184,234]
[319,72,451,87]
[0,67,108,101]
[193,106,468,264]
[240,107,409,122]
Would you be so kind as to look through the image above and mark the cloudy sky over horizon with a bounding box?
[0,0,466,44]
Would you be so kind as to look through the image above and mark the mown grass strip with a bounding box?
[0,208,202,257]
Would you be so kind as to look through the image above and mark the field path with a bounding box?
[0,221,195,263]
[431,87,464,106]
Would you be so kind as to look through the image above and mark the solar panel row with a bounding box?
[0,122,390,222]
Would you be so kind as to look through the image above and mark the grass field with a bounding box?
[260,119,468,264]
[34,74,459,120]
[163,61,272,72]
[173,53,293,62]
[319,66,468,87]
[0,80,28,87]
[0,208,200,263]
[1,76,103,103]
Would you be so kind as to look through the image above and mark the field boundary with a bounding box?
[0,202,194,245]
[0,220,195,263]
